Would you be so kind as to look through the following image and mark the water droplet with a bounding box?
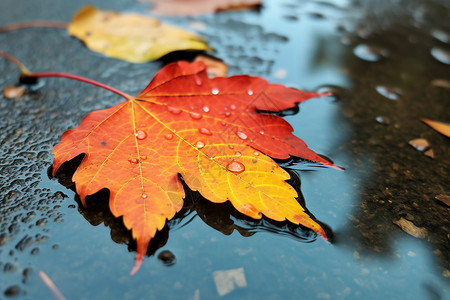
[198,128,212,136]
[189,112,203,120]
[136,130,147,140]
[129,158,139,164]
[196,141,205,149]
[221,121,227,126]
[164,133,174,140]
[141,155,147,160]
[158,250,176,266]
[253,151,260,156]
[247,89,254,95]
[142,193,148,199]
[431,47,450,65]
[228,145,234,149]
[236,131,248,140]
[211,88,219,95]
[375,116,391,125]
[431,29,450,44]
[230,104,236,110]
[235,151,241,157]
[202,106,210,113]
[376,85,403,100]
[167,106,182,115]
[225,111,231,117]
[194,75,203,86]
[226,160,245,174]
[353,44,388,62]
[259,131,265,135]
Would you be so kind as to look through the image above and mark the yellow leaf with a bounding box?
[68,5,211,63]
[421,118,450,138]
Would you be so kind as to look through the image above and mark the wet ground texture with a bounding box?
[0,0,449,299]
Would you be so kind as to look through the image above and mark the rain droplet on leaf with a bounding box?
[236,131,248,140]
[211,88,219,95]
[235,151,241,157]
[225,111,231,117]
[164,133,174,140]
[226,160,245,174]
[194,75,202,86]
[196,141,205,149]
[247,89,254,95]
[129,158,139,164]
[167,106,182,115]
[190,112,203,120]
[136,130,147,140]
[141,193,147,199]
[199,128,212,136]
[203,106,210,112]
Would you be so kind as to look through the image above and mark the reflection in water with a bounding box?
[65,167,326,260]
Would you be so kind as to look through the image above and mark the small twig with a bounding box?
[0,50,32,74]
[0,21,68,33]
[39,271,67,300]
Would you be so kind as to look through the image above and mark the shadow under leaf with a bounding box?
[51,155,332,261]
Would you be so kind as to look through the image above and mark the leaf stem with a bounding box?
[27,72,132,100]
[0,21,68,33]
[0,50,32,74]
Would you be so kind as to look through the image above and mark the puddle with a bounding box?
[0,0,449,299]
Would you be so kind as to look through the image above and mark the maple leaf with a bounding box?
[142,0,262,16]
[52,61,338,274]
[68,5,211,63]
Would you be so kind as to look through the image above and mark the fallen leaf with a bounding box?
[143,0,261,16]
[193,55,228,77]
[421,118,450,138]
[408,138,430,152]
[435,194,450,207]
[212,267,247,296]
[3,86,25,98]
[68,5,211,63]
[52,61,337,274]
[424,148,434,159]
[393,217,428,238]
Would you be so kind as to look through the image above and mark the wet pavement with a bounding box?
[0,0,449,299]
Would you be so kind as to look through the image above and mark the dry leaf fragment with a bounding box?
[3,86,25,98]
[421,118,450,138]
[212,267,247,296]
[393,217,428,238]
[424,149,434,159]
[193,55,228,77]
[408,138,430,152]
[68,5,211,63]
[435,194,450,207]
[430,79,450,90]
[143,0,261,16]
